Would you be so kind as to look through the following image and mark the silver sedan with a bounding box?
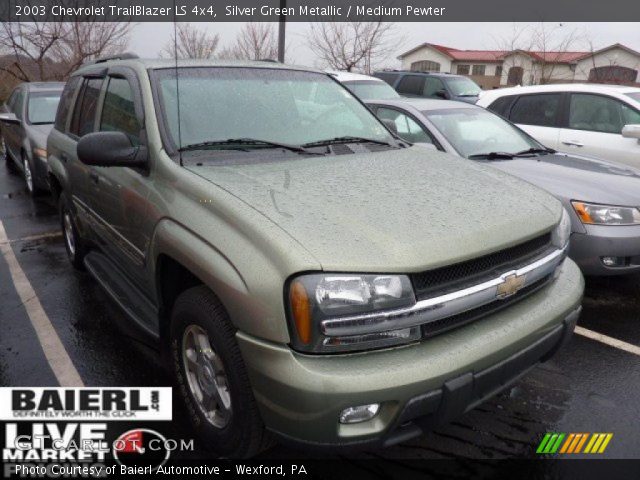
[367,98,640,276]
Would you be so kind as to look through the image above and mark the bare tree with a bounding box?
[306,21,398,74]
[494,23,587,86]
[218,23,278,61]
[161,23,220,59]
[0,19,132,82]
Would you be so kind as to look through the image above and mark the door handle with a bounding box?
[89,172,99,184]
[562,141,584,147]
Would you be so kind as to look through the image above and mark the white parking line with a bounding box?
[0,231,62,246]
[575,326,640,357]
[0,220,84,387]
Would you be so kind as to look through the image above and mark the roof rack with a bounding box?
[86,52,139,65]
[376,69,453,75]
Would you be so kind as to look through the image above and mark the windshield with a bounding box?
[424,108,541,158]
[154,67,392,151]
[343,80,400,100]
[626,92,640,104]
[445,77,481,97]
[27,91,62,124]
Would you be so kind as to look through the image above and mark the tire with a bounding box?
[170,286,271,458]
[59,192,87,270]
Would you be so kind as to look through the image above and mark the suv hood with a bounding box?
[188,148,560,272]
[490,153,640,206]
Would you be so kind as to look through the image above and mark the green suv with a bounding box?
[47,56,583,457]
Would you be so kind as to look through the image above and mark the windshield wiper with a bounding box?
[513,147,555,156]
[178,138,323,155]
[302,136,393,148]
[468,152,515,160]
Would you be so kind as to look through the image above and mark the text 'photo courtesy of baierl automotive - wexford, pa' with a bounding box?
[0,0,640,479]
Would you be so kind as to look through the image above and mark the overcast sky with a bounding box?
[130,22,640,69]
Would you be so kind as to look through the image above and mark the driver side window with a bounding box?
[376,107,433,144]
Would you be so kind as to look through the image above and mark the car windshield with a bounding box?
[343,80,400,100]
[27,91,62,124]
[445,77,481,97]
[626,92,640,104]
[154,67,392,152]
[424,108,541,158]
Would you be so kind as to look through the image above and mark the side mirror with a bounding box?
[77,131,147,167]
[382,118,398,135]
[0,112,19,124]
[434,89,449,99]
[622,124,640,139]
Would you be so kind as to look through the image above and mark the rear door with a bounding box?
[396,75,426,98]
[558,93,640,168]
[506,93,563,150]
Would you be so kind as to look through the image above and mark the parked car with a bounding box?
[373,70,482,103]
[327,71,400,100]
[367,97,640,275]
[48,56,582,457]
[477,84,640,169]
[0,82,65,195]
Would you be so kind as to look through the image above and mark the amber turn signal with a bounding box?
[289,281,312,344]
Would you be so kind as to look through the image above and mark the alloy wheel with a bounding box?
[63,211,76,257]
[23,158,33,193]
[182,324,232,429]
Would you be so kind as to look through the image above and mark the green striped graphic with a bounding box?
[536,433,552,453]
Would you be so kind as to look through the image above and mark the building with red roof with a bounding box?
[397,43,640,89]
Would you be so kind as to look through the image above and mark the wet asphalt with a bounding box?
[1,158,640,461]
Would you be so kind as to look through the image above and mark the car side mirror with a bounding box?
[0,112,19,124]
[622,124,640,139]
[381,118,398,135]
[434,89,449,99]
[77,131,147,167]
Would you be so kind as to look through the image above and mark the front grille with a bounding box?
[420,274,552,339]
[411,232,552,299]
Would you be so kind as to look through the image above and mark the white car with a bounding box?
[477,84,640,169]
[327,70,400,100]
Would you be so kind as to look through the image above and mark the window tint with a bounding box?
[376,107,433,144]
[423,77,445,97]
[373,72,399,86]
[569,94,633,134]
[621,103,640,126]
[70,77,103,137]
[486,96,513,116]
[54,77,81,132]
[510,94,561,127]
[396,75,425,96]
[100,77,141,145]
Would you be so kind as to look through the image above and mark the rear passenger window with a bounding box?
[70,77,103,138]
[100,77,141,145]
[396,75,426,96]
[486,96,513,116]
[54,76,81,132]
[509,94,561,127]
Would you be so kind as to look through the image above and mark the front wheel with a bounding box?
[23,154,40,197]
[170,286,271,458]
[59,192,87,270]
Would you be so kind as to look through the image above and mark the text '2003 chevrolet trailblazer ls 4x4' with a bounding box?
[47,57,583,457]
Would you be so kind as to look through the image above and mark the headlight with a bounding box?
[287,273,417,353]
[551,207,572,249]
[572,201,640,226]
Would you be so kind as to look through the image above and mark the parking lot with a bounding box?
[1,160,640,461]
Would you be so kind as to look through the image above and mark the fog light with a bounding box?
[339,404,380,424]
[602,256,626,267]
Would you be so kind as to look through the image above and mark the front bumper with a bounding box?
[237,259,584,448]
[569,224,640,275]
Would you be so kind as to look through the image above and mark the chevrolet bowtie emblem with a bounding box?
[497,273,526,298]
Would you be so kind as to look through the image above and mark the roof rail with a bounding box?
[86,52,139,65]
